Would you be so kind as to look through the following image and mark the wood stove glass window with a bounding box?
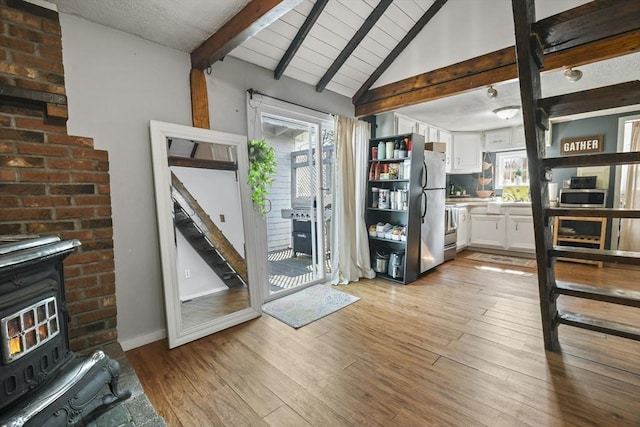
[2,296,59,363]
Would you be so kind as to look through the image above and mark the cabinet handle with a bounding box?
[516,223,519,231]
[495,222,498,230]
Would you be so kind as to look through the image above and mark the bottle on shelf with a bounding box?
[399,138,407,158]
[378,140,386,160]
[386,141,394,160]
[394,140,400,159]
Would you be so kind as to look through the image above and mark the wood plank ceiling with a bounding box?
[207,0,638,121]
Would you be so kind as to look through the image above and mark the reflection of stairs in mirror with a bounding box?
[173,202,245,288]
[171,172,247,287]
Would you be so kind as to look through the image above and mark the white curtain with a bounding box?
[619,121,640,252]
[331,116,375,284]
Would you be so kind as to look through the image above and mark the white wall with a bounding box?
[59,14,192,350]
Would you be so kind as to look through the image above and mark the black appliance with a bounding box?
[570,176,597,189]
[559,189,607,207]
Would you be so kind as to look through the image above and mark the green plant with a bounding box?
[515,168,522,177]
[247,139,276,217]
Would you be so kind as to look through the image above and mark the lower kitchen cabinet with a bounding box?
[470,214,506,248]
[456,206,468,250]
[506,215,535,251]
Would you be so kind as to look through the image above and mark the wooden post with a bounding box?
[190,68,210,129]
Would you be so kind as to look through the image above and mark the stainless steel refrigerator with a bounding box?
[420,150,446,273]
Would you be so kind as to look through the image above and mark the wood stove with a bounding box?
[0,236,130,426]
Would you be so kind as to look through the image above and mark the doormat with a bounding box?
[465,252,536,268]
[262,284,359,329]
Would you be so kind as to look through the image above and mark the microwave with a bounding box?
[559,189,607,207]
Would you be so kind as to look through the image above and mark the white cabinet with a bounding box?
[506,215,535,251]
[439,130,453,173]
[470,214,506,248]
[483,126,526,152]
[450,132,482,174]
[456,206,468,250]
[396,114,416,135]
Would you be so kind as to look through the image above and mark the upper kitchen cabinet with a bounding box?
[450,132,482,174]
[483,126,526,152]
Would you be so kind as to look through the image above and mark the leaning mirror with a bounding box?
[149,120,261,348]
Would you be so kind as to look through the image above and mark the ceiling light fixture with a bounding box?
[564,67,583,82]
[493,106,520,120]
[486,85,498,99]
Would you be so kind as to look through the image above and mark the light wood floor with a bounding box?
[126,252,640,426]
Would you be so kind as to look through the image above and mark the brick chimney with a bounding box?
[0,0,118,352]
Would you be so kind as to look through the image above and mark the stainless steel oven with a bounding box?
[444,205,458,261]
[559,189,607,207]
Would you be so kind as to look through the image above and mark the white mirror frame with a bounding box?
[149,120,262,348]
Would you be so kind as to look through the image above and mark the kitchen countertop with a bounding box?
[446,197,532,208]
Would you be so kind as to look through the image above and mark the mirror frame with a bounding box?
[149,120,261,348]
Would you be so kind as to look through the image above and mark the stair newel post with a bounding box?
[511,0,560,351]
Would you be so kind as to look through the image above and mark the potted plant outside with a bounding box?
[247,139,276,217]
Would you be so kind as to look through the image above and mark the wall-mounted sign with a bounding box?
[560,135,604,155]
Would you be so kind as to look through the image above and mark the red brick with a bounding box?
[83,260,115,275]
[0,182,45,195]
[12,52,64,74]
[26,221,74,233]
[20,169,70,182]
[75,307,117,325]
[93,228,113,240]
[0,155,44,168]
[97,184,111,195]
[81,218,112,229]
[40,71,64,85]
[0,223,22,234]
[0,169,16,181]
[64,289,85,302]
[0,115,10,127]
[0,128,44,143]
[58,229,92,241]
[83,240,114,251]
[0,103,41,117]
[41,33,61,48]
[8,24,44,43]
[0,142,14,153]
[49,183,95,195]
[38,45,62,60]
[71,147,107,160]
[56,206,94,219]
[72,171,110,184]
[0,49,5,61]
[14,78,65,95]
[2,208,51,220]
[63,265,82,278]
[0,60,36,78]
[0,7,42,29]
[85,330,117,348]
[0,34,35,53]
[64,274,98,290]
[99,272,115,286]
[17,142,68,157]
[95,206,112,217]
[46,158,95,170]
[41,19,61,36]
[74,195,111,206]
[85,283,115,298]
[0,196,19,207]
[47,134,94,148]
[102,295,116,307]
[15,116,66,134]
[67,299,99,315]
[67,251,101,265]
[22,195,70,207]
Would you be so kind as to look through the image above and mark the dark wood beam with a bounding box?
[352,0,448,103]
[274,0,329,80]
[168,156,237,171]
[315,0,393,93]
[533,0,640,54]
[538,81,640,118]
[191,0,303,70]
[354,28,640,117]
[0,84,68,120]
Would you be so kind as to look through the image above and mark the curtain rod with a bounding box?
[247,88,334,117]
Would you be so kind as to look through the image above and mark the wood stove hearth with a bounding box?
[0,236,130,427]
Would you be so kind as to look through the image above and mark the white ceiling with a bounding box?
[43,0,639,132]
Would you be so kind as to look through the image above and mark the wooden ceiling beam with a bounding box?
[315,0,393,93]
[191,0,303,70]
[354,28,640,117]
[352,0,448,103]
[274,0,329,80]
[538,81,640,118]
[533,0,640,54]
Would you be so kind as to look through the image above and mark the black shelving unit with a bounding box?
[366,133,424,285]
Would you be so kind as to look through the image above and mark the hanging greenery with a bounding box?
[247,139,276,217]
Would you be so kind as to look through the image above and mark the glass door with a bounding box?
[259,112,334,297]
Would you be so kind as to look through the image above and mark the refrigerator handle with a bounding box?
[422,161,428,189]
[421,190,427,223]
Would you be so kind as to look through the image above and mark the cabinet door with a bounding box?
[483,128,512,151]
[439,130,452,173]
[396,115,416,135]
[456,207,468,250]
[470,214,506,248]
[506,215,535,252]
[451,132,482,174]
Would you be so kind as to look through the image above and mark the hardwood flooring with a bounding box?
[126,252,640,426]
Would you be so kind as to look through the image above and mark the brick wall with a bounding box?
[0,0,118,352]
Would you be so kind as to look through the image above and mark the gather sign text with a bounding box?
[560,135,604,155]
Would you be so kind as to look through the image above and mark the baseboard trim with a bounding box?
[119,329,166,351]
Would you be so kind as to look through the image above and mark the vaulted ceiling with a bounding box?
[46,0,639,131]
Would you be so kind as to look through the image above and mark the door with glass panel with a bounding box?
[260,113,334,296]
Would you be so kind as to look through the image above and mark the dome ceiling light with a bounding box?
[486,85,498,99]
[492,106,521,120]
[564,67,583,82]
